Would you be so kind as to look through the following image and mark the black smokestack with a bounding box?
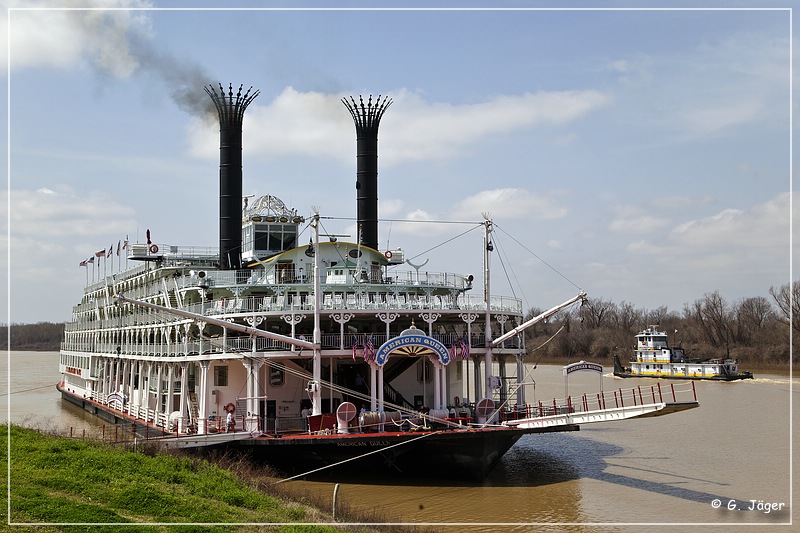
[342,95,392,251]
[205,83,259,270]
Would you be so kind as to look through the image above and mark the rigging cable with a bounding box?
[404,223,483,264]
[270,431,442,485]
[495,223,583,292]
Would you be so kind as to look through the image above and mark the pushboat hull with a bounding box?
[613,355,753,381]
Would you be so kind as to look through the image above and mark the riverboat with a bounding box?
[613,326,754,381]
[59,85,699,480]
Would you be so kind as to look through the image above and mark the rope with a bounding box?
[0,383,54,396]
[270,430,442,484]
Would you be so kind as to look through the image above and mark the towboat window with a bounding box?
[214,365,228,387]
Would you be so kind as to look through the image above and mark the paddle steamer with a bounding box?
[59,85,698,479]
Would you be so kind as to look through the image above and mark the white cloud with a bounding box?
[451,188,568,221]
[610,30,788,140]
[609,214,670,235]
[627,192,793,261]
[670,193,792,251]
[187,87,612,166]
[3,186,136,237]
[4,0,153,75]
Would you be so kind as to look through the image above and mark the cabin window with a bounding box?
[270,363,285,387]
[214,365,228,387]
[248,223,298,253]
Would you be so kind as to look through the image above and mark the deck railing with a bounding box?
[67,381,697,445]
[497,381,697,422]
[61,332,523,358]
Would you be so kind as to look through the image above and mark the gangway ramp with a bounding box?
[502,381,698,430]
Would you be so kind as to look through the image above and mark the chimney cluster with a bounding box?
[207,86,390,266]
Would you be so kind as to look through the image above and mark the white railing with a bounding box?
[499,381,698,423]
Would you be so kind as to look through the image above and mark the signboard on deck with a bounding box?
[562,360,604,376]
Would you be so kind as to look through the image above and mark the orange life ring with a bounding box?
[224,403,236,414]
[149,244,159,254]
[384,250,392,259]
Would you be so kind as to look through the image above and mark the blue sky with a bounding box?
[2,1,796,324]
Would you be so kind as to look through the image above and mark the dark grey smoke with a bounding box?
[65,8,218,120]
[128,34,218,120]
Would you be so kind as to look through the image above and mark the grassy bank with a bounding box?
[2,425,407,532]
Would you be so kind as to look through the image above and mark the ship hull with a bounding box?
[221,425,579,481]
[57,383,578,480]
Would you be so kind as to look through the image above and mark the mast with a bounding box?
[483,215,494,403]
[310,208,323,415]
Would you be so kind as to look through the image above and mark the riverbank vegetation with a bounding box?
[524,281,798,368]
[2,321,64,351]
[2,424,409,532]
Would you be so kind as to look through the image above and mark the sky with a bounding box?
[1,1,796,324]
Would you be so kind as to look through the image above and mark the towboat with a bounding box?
[613,326,754,381]
[59,85,699,480]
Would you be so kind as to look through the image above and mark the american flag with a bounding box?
[79,259,87,267]
[95,249,106,258]
[364,336,375,362]
[460,337,470,360]
[87,256,95,264]
[352,335,360,361]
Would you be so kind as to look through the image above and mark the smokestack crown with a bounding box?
[206,83,259,270]
[342,95,391,252]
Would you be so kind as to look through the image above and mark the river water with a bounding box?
[4,351,796,530]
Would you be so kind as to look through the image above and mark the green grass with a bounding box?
[1,425,344,532]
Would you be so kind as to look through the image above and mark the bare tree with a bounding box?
[734,296,775,342]
[644,305,670,326]
[580,297,614,328]
[611,301,643,332]
[685,291,733,357]
[769,281,800,334]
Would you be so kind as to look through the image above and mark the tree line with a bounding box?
[3,322,65,351]
[523,281,798,368]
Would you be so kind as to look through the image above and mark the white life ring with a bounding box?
[149,244,159,254]
[384,250,393,259]
[224,403,236,414]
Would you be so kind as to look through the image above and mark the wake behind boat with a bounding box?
[59,84,698,480]
[613,326,754,381]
